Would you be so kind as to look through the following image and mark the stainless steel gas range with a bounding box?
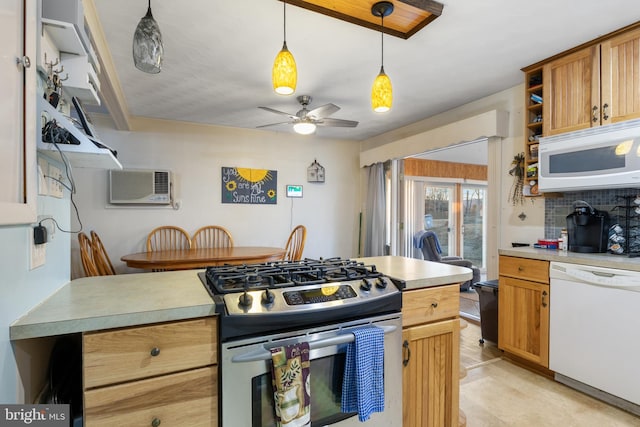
[199,257,403,427]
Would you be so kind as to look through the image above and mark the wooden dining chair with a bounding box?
[146,226,191,251]
[78,232,99,277]
[282,225,307,261]
[191,225,234,249]
[90,230,116,275]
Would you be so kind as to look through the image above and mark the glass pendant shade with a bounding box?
[293,120,316,135]
[272,44,297,95]
[133,4,164,74]
[372,66,392,113]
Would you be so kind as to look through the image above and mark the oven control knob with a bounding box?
[238,291,253,308]
[262,289,275,305]
[376,277,388,289]
[360,279,372,292]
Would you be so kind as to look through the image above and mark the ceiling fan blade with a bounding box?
[317,118,359,128]
[258,106,297,120]
[307,103,340,120]
[256,121,293,129]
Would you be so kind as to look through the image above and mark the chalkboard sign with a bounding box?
[222,167,277,204]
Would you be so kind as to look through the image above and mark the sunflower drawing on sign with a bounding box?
[222,167,277,204]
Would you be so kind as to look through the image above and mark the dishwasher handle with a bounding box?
[231,325,397,363]
[557,264,640,289]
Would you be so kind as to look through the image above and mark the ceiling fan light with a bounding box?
[133,2,164,74]
[273,42,297,95]
[372,67,392,113]
[293,121,316,135]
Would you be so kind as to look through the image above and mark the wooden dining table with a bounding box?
[121,246,286,270]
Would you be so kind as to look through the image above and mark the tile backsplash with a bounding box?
[544,188,640,241]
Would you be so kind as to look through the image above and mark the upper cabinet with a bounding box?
[600,26,640,125]
[541,24,640,136]
[542,46,599,136]
[0,0,37,225]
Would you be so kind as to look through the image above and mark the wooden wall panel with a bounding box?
[404,158,487,181]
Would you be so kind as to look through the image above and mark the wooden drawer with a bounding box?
[83,317,217,389]
[84,366,217,427]
[499,255,549,283]
[402,284,459,327]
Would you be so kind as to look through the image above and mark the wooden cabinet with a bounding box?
[543,45,599,136]
[83,317,218,427]
[402,284,460,427]
[600,26,640,125]
[542,24,640,136]
[498,256,549,368]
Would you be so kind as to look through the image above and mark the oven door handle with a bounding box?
[230,325,397,363]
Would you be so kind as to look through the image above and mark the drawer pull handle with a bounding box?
[151,418,161,427]
[517,266,524,272]
[150,347,161,357]
[431,302,438,308]
[402,340,411,367]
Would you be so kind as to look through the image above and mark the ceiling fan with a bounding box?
[257,95,358,135]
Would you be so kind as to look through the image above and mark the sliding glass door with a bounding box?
[424,184,455,256]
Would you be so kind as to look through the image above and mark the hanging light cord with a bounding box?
[283,1,287,42]
[380,13,385,69]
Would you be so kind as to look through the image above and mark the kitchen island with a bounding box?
[11,256,472,427]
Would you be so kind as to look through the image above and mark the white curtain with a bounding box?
[402,178,425,259]
[364,162,386,256]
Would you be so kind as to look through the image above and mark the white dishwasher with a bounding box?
[549,261,640,415]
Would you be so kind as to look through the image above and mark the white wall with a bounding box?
[0,156,71,404]
[71,118,362,276]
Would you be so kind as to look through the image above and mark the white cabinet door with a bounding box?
[0,0,37,224]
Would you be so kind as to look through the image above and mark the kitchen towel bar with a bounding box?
[231,324,397,363]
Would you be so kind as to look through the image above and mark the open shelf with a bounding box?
[37,97,122,169]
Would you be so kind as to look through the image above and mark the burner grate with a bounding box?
[204,257,382,294]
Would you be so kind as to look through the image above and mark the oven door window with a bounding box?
[252,353,356,426]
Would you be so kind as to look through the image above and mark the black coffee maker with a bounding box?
[566,200,609,253]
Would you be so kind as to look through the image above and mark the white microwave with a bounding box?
[538,119,640,192]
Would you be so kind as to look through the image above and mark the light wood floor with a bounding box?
[460,322,640,427]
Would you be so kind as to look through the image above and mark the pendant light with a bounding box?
[272,0,297,95]
[371,2,394,113]
[133,0,164,74]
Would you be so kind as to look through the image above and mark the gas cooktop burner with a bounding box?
[203,257,382,294]
[199,257,402,342]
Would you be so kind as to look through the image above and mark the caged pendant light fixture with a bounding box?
[272,0,297,95]
[133,0,164,74]
[371,1,394,113]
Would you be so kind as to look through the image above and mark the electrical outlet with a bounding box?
[29,228,46,269]
[49,164,64,198]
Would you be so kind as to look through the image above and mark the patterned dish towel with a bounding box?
[341,326,385,422]
[271,343,311,427]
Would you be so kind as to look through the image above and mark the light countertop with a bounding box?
[499,247,640,271]
[11,256,471,341]
[10,270,215,340]
[356,256,473,290]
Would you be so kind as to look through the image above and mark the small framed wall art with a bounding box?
[307,159,325,183]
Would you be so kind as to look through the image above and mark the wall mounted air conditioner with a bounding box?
[109,169,171,205]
